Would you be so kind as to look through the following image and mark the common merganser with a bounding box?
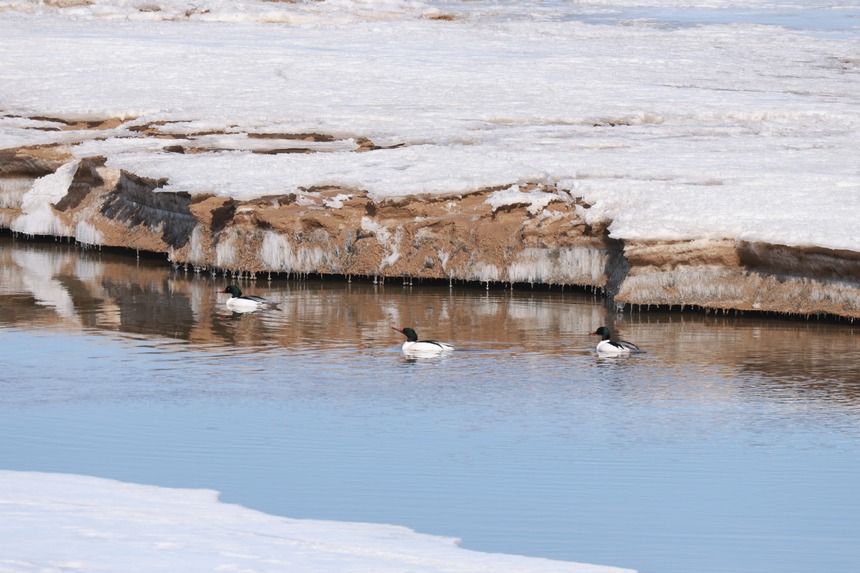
[591,326,641,354]
[392,327,454,355]
[219,285,275,312]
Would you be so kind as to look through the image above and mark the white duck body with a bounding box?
[402,340,455,354]
[596,339,641,355]
[592,326,641,355]
[393,327,454,355]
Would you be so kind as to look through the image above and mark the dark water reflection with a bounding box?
[1,236,860,573]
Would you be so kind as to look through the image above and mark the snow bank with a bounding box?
[0,470,634,573]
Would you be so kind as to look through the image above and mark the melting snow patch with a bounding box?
[214,229,239,269]
[186,225,208,265]
[361,216,401,269]
[10,160,79,237]
[486,185,561,216]
[261,231,333,273]
[75,221,104,247]
[323,193,352,209]
[261,231,296,270]
[472,261,501,282]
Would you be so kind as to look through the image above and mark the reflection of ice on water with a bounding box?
[11,249,79,322]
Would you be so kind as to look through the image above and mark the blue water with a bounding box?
[1,237,860,573]
[601,7,859,33]
[460,1,860,34]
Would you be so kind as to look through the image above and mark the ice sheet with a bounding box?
[0,470,634,573]
[0,0,857,252]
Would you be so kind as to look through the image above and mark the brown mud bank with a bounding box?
[2,144,859,320]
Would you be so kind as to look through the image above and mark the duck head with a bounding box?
[220,285,242,298]
[591,326,612,340]
[392,327,419,342]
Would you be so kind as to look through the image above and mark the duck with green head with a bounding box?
[392,327,454,355]
[591,326,641,354]
[219,285,275,312]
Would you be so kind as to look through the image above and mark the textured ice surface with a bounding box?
[0,1,857,263]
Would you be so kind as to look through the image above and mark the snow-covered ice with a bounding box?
[0,470,634,573]
[1,0,858,250]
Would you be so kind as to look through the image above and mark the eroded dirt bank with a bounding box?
[2,144,859,319]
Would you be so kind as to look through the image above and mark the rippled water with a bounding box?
[1,235,859,573]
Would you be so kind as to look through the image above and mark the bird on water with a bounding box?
[591,326,641,354]
[219,285,276,312]
[392,327,454,355]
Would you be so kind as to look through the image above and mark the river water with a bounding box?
[1,235,859,573]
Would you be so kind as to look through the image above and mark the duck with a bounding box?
[219,285,275,312]
[591,326,641,354]
[392,327,454,355]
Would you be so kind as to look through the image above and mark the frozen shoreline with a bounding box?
[3,145,859,319]
[1,0,858,317]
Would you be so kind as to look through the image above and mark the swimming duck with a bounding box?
[591,326,641,354]
[219,285,275,312]
[392,327,454,355]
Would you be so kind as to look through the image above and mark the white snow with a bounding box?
[361,215,402,268]
[486,185,564,215]
[0,470,633,573]
[1,0,857,254]
[10,160,79,237]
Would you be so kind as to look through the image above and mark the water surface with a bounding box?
[1,236,859,573]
